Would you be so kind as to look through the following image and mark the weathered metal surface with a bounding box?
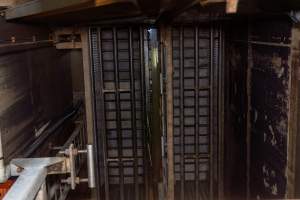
[224,18,294,200]
[250,19,292,199]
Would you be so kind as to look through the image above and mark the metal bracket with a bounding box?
[5,157,66,200]
[59,144,95,190]
[4,143,95,200]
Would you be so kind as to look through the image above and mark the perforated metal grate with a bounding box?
[172,25,222,200]
[90,26,147,200]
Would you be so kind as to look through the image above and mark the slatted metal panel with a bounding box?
[172,25,222,200]
[89,26,147,200]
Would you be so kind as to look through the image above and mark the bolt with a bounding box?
[16,167,23,173]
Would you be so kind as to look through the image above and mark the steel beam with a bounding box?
[5,157,65,200]
[6,0,91,20]
[5,0,138,20]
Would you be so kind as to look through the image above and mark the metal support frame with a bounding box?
[5,157,66,200]
[4,122,95,200]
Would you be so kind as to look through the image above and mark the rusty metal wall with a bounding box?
[89,26,147,200]
[250,18,292,199]
[225,17,293,199]
[224,21,249,200]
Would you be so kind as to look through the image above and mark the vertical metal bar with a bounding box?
[87,144,96,188]
[195,26,200,200]
[140,27,149,200]
[98,28,110,200]
[89,28,108,200]
[129,27,139,200]
[179,26,185,200]
[209,24,214,200]
[246,24,252,200]
[218,26,225,200]
[113,27,124,200]
[86,28,101,200]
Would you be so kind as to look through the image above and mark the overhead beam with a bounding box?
[199,0,225,6]
[5,0,92,20]
[0,0,16,7]
[226,0,239,13]
[5,0,138,20]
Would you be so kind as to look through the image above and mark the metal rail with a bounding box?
[195,26,200,200]
[179,26,185,200]
[209,24,214,200]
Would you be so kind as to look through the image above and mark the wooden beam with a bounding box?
[199,0,225,6]
[5,0,138,20]
[161,25,175,200]
[0,0,16,7]
[54,27,80,36]
[286,24,300,199]
[0,40,52,55]
[55,42,82,49]
[5,0,92,20]
[226,0,239,13]
[54,27,82,49]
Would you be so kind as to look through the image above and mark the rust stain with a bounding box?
[250,19,291,198]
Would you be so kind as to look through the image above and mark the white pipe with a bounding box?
[0,131,8,183]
